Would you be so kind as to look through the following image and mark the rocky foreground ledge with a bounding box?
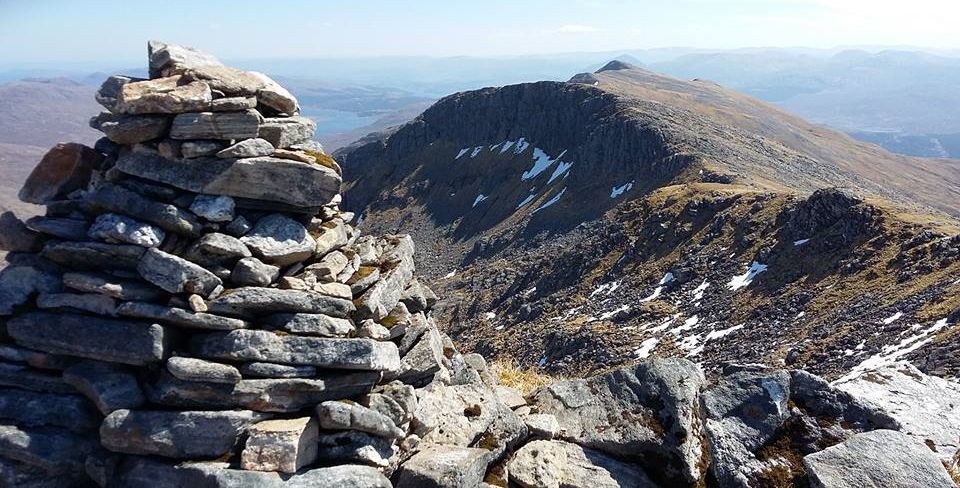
[0,42,959,488]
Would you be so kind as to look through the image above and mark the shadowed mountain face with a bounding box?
[337,65,960,380]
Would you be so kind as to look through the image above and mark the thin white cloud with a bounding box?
[558,24,599,33]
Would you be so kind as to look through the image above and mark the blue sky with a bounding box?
[1,0,958,63]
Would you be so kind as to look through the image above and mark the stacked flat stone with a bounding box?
[0,41,468,487]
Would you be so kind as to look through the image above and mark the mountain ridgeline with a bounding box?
[337,61,960,381]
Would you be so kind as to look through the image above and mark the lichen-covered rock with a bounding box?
[166,356,241,384]
[240,214,316,266]
[100,409,269,459]
[316,400,405,439]
[88,213,166,247]
[241,417,318,473]
[396,444,491,488]
[509,440,657,488]
[207,287,354,317]
[190,194,235,222]
[137,247,223,297]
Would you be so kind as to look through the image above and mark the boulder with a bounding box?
[62,360,146,415]
[190,195,235,222]
[41,240,145,270]
[528,358,706,484]
[251,72,300,114]
[0,262,62,315]
[18,143,103,204]
[86,183,204,236]
[167,356,241,384]
[355,235,415,320]
[88,213,166,247]
[0,388,100,433]
[115,75,212,114]
[258,116,316,149]
[240,214,316,266]
[149,40,222,78]
[96,74,139,111]
[117,301,249,330]
[0,211,42,252]
[100,409,269,459]
[509,440,657,488]
[241,417,318,473]
[62,272,165,301]
[7,312,169,365]
[313,219,350,257]
[24,216,90,241]
[316,400,405,439]
[114,151,341,208]
[91,112,170,144]
[170,110,260,140]
[261,312,355,337]
[803,429,955,488]
[207,287,354,317]
[137,247,223,296]
[146,369,380,412]
[315,431,393,467]
[522,414,560,440]
[190,329,401,373]
[184,232,251,266]
[181,64,265,95]
[395,444,491,488]
[232,257,280,287]
[217,137,275,158]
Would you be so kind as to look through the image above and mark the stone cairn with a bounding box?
[2,41,959,488]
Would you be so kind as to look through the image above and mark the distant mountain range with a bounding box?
[336,61,960,380]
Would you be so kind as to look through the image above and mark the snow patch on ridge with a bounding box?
[610,181,634,198]
[728,262,768,290]
[533,187,566,213]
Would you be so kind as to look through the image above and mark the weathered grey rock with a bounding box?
[115,151,341,208]
[167,356,241,384]
[258,116,316,149]
[88,213,165,247]
[316,430,393,467]
[181,64,265,95]
[86,183,204,236]
[316,400,405,439]
[313,219,350,256]
[114,456,392,487]
[0,361,75,394]
[314,281,353,300]
[8,312,169,365]
[240,362,316,378]
[217,137,274,158]
[396,444,491,488]
[146,369,380,412]
[0,344,72,370]
[91,112,170,144]
[62,360,145,415]
[355,235,415,320]
[232,257,280,286]
[115,75,212,114]
[413,381,526,458]
[240,214,316,266]
[207,287,354,317]
[529,358,706,485]
[137,247,222,296]
[37,291,118,316]
[0,457,80,488]
[117,301,249,330]
[398,322,446,384]
[184,232,250,266]
[149,40,222,78]
[0,424,94,474]
[101,409,268,459]
[225,215,253,236]
[495,385,527,409]
[401,278,439,313]
[522,413,560,440]
[261,312,354,337]
[509,440,657,488]
[305,250,349,282]
[24,216,89,240]
[0,211,42,252]
[96,74,139,111]
[181,139,226,158]
[241,417,318,473]
[62,271,164,301]
[0,262,61,315]
[356,319,391,340]
[190,195,235,222]
[0,388,99,433]
[85,448,120,488]
[702,369,792,487]
[18,143,103,204]
[170,110,260,140]
[803,429,955,488]
[210,96,257,111]
[41,240,145,270]
[191,329,401,372]
[252,72,300,114]
[835,362,960,462]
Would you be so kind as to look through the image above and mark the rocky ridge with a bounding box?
[0,42,958,488]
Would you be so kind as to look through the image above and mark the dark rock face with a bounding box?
[18,143,104,204]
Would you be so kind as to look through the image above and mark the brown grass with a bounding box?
[490,358,560,394]
[946,451,960,486]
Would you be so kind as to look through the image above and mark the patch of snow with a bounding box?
[705,324,744,341]
[514,137,530,154]
[522,287,537,297]
[610,181,635,198]
[761,378,787,415]
[356,213,364,225]
[548,161,573,184]
[640,272,674,302]
[482,312,496,320]
[522,148,567,181]
[692,281,709,301]
[443,270,457,279]
[472,194,488,207]
[500,140,515,153]
[678,334,703,356]
[455,148,471,159]
[599,305,630,321]
[672,315,700,335]
[470,146,484,158]
[728,261,768,291]
[538,356,547,367]
[517,193,537,209]
[533,187,566,213]
[634,338,659,359]
[793,238,810,246]
[836,318,953,383]
[495,325,504,331]
[647,314,680,333]
[882,312,903,325]
[590,281,621,297]
[796,311,805,318]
